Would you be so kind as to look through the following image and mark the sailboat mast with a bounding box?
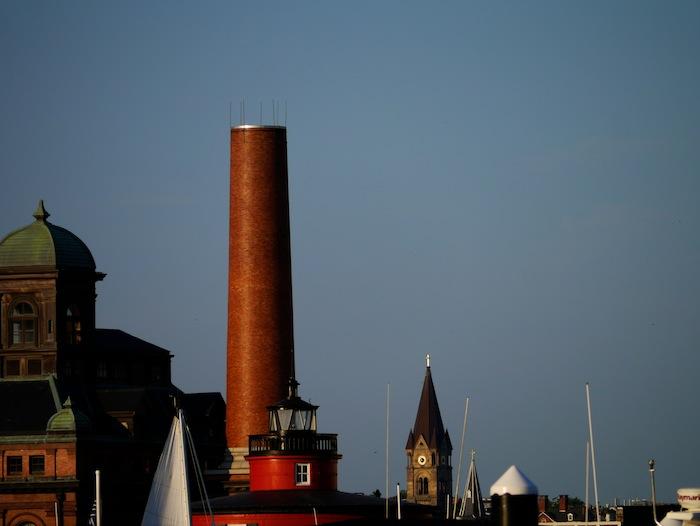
[96,470,102,526]
[385,383,390,520]
[452,396,470,519]
[585,440,590,524]
[585,383,601,525]
[178,410,193,525]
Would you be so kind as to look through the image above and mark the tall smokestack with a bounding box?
[226,125,294,488]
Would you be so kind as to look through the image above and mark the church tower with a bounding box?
[405,355,452,509]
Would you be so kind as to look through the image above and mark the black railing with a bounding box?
[249,433,338,455]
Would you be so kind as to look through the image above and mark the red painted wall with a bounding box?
[192,511,363,526]
[248,454,339,491]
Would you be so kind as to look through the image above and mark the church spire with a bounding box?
[405,355,453,508]
[406,355,449,450]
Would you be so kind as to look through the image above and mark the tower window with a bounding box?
[295,463,310,486]
[29,455,45,475]
[7,456,22,475]
[66,306,82,344]
[417,476,429,495]
[11,301,37,346]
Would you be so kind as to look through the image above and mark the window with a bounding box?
[66,307,81,344]
[11,301,36,346]
[96,361,107,378]
[7,456,22,475]
[5,359,20,377]
[295,463,310,486]
[29,455,44,475]
[417,476,429,495]
[27,359,42,376]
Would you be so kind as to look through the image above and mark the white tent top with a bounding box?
[489,465,538,496]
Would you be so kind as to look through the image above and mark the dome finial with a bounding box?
[33,200,50,222]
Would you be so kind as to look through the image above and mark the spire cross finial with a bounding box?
[426,354,430,368]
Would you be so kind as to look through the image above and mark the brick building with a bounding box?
[0,202,225,526]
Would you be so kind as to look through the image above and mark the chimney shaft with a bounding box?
[226,126,294,455]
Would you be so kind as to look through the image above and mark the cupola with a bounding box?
[0,200,98,272]
[268,378,318,434]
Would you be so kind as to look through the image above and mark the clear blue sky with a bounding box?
[2,1,698,504]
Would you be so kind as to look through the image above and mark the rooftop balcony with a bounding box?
[248,432,338,456]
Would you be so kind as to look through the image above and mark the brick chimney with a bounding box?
[559,494,568,513]
[226,125,294,488]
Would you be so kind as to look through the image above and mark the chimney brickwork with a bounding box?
[226,126,294,486]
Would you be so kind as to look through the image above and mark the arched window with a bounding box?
[417,476,429,495]
[66,306,81,344]
[11,301,36,346]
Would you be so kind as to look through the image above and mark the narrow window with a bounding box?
[7,456,22,475]
[11,302,36,346]
[66,307,82,344]
[48,319,53,334]
[295,463,310,486]
[96,361,108,379]
[29,455,45,475]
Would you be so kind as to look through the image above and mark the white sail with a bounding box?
[141,411,191,526]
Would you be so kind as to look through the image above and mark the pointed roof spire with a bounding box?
[33,199,50,222]
[459,449,485,519]
[405,355,451,451]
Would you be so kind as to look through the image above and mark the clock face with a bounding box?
[417,455,427,466]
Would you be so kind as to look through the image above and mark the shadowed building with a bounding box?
[0,202,225,526]
[405,355,453,509]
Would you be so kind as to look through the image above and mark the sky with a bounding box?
[1,1,699,505]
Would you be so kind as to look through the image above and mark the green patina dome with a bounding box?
[0,200,95,270]
[46,397,92,433]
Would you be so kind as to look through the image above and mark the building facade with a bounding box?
[0,202,225,526]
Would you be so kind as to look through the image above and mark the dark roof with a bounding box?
[405,365,451,451]
[196,490,387,515]
[0,200,96,270]
[0,379,59,435]
[93,386,176,441]
[92,329,172,357]
[181,392,225,419]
